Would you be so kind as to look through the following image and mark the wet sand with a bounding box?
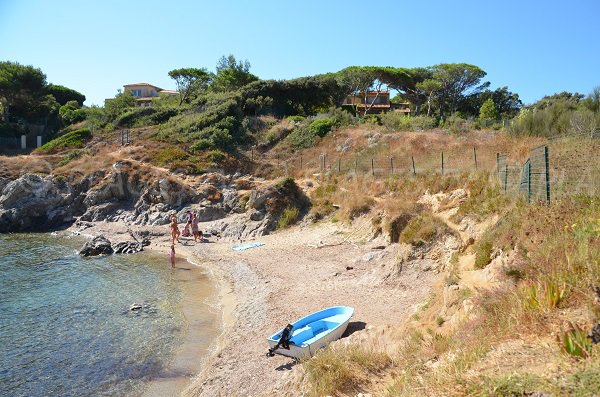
[141,254,220,397]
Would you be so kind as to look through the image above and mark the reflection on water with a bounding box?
[0,233,207,397]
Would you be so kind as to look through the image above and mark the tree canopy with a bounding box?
[168,67,212,106]
[212,55,259,92]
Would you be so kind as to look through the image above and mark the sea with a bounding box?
[0,233,217,397]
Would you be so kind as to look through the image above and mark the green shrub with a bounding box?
[35,128,91,153]
[207,149,226,163]
[58,149,87,166]
[190,139,212,152]
[410,115,437,130]
[115,106,157,127]
[264,123,293,145]
[363,114,381,125]
[400,214,449,246]
[277,205,300,229]
[286,115,305,123]
[436,315,445,327]
[380,113,437,131]
[152,146,189,165]
[158,91,244,150]
[381,112,412,131]
[287,125,317,149]
[308,117,334,137]
[474,236,493,269]
[149,107,179,124]
[329,107,356,127]
[444,114,471,134]
[59,100,86,126]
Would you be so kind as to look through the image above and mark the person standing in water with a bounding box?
[169,245,176,268]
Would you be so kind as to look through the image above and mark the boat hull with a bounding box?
[267,306,354,359]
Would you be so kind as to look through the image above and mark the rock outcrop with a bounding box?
[206,177,309,241]
[0,174,85,232]
[80,235,114,256]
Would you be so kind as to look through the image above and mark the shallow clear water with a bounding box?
[0,233,199,397]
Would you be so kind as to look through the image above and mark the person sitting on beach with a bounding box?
[191,212,201,242]
[169,245,176,268]
[170,215,180,244]
[182,222,191,238]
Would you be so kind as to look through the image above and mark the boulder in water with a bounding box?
[79,235,114,257]
[112,241,143,254]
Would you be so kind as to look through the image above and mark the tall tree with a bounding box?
[479,98,499,121]
[416,79,442,117]
[46,84,86,106]
[168,67,212,106]
[431,63,487,118]
[0,61,47,122]
[383,67,433,115]
[336,66,387,115]
[212,55,258,92]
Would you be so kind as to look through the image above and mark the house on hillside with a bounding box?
[122,83,178,107]
[342,91,410,116]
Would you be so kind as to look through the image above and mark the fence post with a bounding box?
[338,158,341,173]
[371,158,375,176]
[411,156,416,176]
[504,163,508,193]
[544,145,550,204]
[354,158,358,174]
[496,153,500,177]
[473,147,478,170]
[527,161,531,203]
[441,151,445,176]
[323,154,327,170]
[390,157,394,175]
[300,155,302,169]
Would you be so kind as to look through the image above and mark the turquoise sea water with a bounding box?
[0,233,200,397]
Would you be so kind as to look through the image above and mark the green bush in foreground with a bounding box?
[36,128,91,153]
[400,214,448,246]
[309,117,334,137]
[277,205,300,229]
[474,236,493,269]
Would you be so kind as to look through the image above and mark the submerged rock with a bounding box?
[80,235,114,257]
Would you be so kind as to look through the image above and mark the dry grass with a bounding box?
[303,343,392,397]
[399,213,450,246]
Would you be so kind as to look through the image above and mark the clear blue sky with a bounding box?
[1,0,599,106]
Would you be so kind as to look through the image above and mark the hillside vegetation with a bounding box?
[2,56,600,397]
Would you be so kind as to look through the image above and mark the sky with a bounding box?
[1,0,599,106]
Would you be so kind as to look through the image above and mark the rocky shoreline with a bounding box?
[0,162,309,243]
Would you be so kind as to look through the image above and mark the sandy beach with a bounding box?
[70,214,445,397]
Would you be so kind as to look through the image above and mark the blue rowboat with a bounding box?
[266,306,354,359]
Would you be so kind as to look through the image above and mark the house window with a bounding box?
[131,89,142,97]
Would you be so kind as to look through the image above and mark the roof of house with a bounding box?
[123,83,163,90]
[159,89,178,95]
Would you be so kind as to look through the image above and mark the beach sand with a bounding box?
[72,217,442,396]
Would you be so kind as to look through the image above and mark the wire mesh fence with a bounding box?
[258,130,599,205]
[274,145,494,179]
[496,129,599,203]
